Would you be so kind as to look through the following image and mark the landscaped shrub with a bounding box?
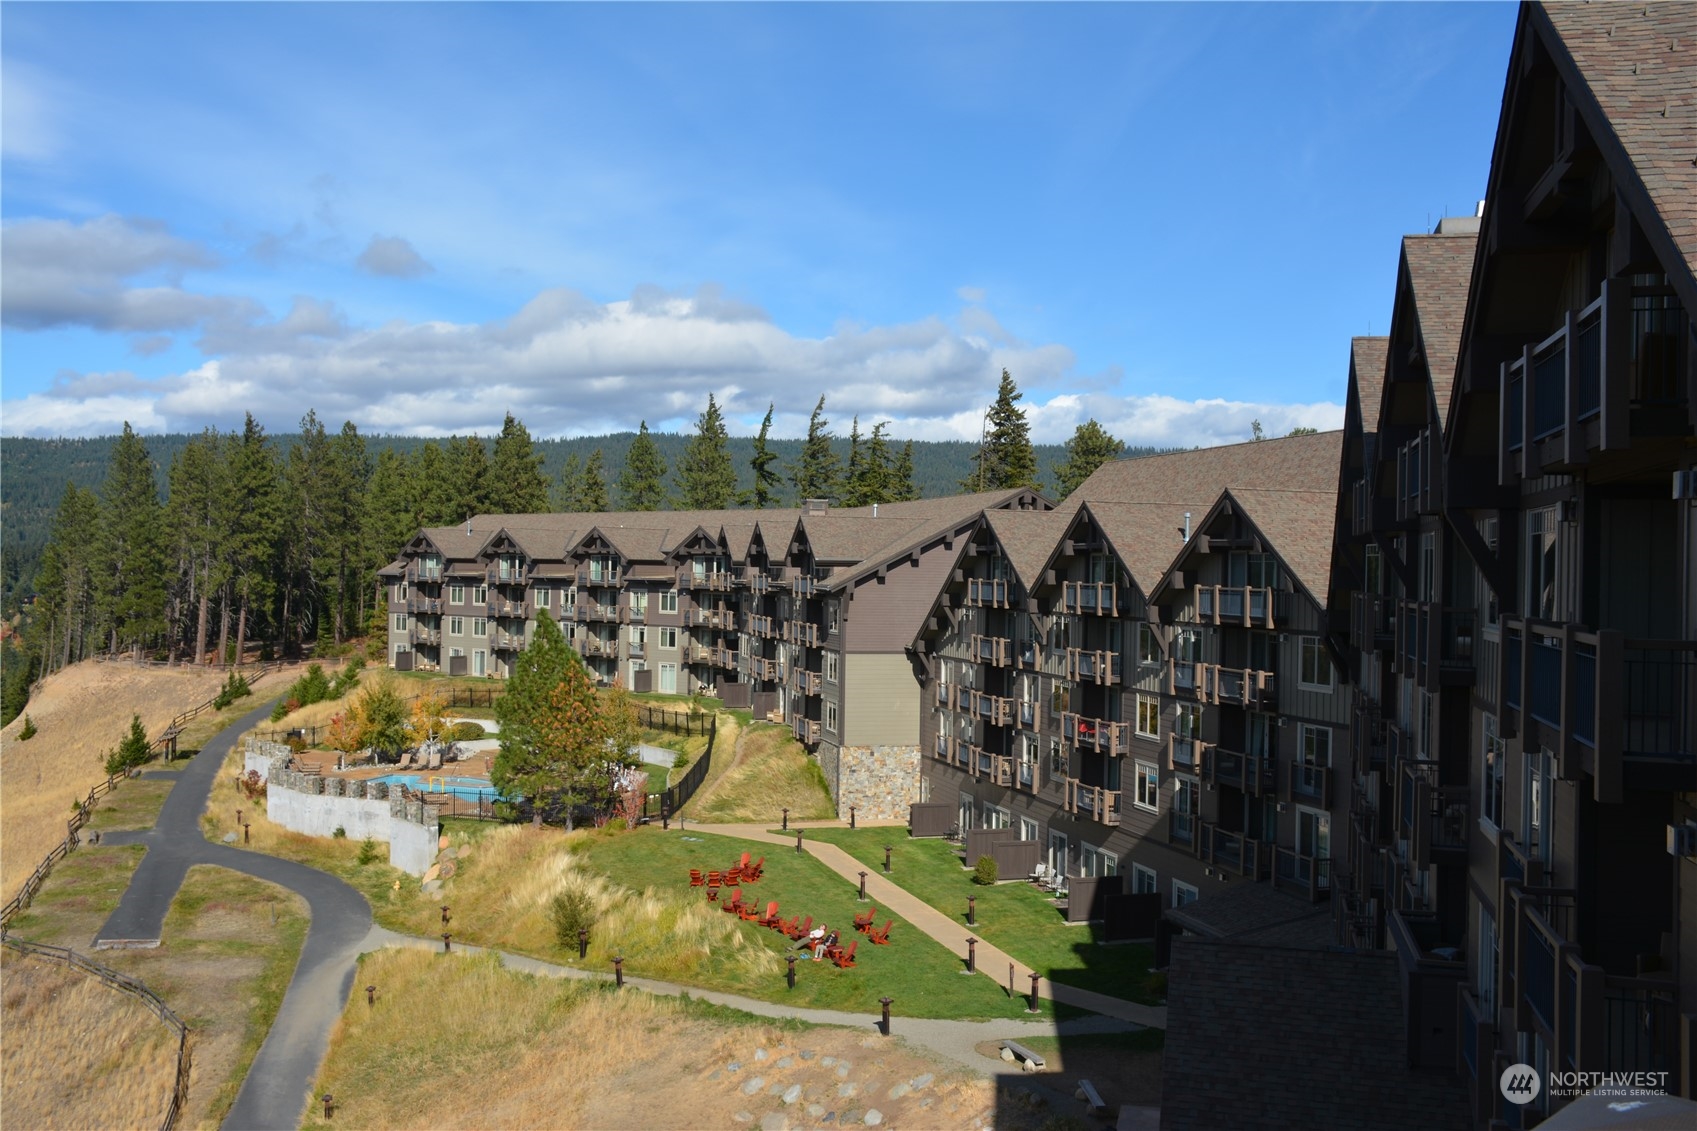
[445,721,485,742]
[103,714,153,776]
[212,671,252,710]
[972,854,999,886]
[18,714,37,741]
[332,825,348,839]
[357,837,380,865]
[550,887,598,949]
[330,656,364,698]
[270,663,338,720]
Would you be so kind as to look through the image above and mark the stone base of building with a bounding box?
[832,744,920,822]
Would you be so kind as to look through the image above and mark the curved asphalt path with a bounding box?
[96,698,373,1131]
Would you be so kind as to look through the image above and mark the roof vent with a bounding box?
[466,517,473,536]
[804,498,829,516]
[1182,512,1192,543]
[872,503,879,517]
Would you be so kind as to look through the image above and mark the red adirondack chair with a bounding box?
[722,887,743,913]
[723,866,742,885]
[830,940,858,968]
[739,900,763,922]
[738,850,752,873]
[689,869,705,887]
[786,915,813,940]
[774,913,798,935]
[852,907,877,933]
[706,870,723,890]
[747,856,766,880]
[867,920,893,945]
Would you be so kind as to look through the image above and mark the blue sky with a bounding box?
[1,2,1518,445]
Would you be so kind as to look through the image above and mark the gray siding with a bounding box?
[842,539,961,653]
[844,653,922,747]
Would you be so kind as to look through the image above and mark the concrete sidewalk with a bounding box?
[681,821,1167,1030]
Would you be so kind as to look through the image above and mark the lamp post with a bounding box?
[1028,971,1041,1013]
[578,928,588,959]
[966,937,977,974]
[782,808,789,831]
[795,829,803,855]
[858,872,868,901]
[614,955,625,989]
[967,894,976,926]
[849,806,857,829]
[879,996,893,1036]
[883,845,892,874]
[366,984,377,1007]
[786,954,797,990]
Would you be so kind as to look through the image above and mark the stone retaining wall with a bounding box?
[245,740,440,875]
[835,744,920,822]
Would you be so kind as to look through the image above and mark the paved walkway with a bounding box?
[95,698,373,1131]
[682,821,1167,1030]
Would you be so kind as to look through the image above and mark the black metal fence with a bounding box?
[643,714,718,821]
[637,705,714,736]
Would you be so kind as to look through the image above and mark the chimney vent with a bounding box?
[804,498,829,516]
[872,503,879,517]
[1182,512,1192,543]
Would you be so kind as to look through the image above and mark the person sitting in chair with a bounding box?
[813,927,840,961]
[796,926,825,952]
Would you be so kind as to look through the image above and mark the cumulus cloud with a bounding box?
[356,234,433,278]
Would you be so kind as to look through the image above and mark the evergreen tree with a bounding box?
[890,440,920,502]
[616,422,668,511]
[95,423,166,654]
[962,369,1039,493]
[842,420,897,506]
[449,434,493,519]
[790,395,840,503]
[580,449,610,512]
[164,430,229,664]
[842,417,866,504]
[223,415,281,664]
[673,394,737,509]
[326,421,372,641]
[553,453,583,512]
[1051,419,1125,501]
[413,441,458,526]
[30,483,103,674]
[364,448,421,568]
[489,412,550,513]
[105,713,153,775]
[741,403,783,509]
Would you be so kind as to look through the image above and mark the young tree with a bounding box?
[741,403,783,509]
[489,412,550,513]
[1051,419,1125,501]
[790,395,840,503]
[962,369,1039,493]
[889,440,920,502]
[104,713,153,776]
[674,394,737,509]
[616,422,668,511]
[492,610,595,827]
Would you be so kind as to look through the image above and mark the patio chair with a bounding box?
[852,907,877,933]
[689,869,705,887]
[829,940,858,968]
[785,915,813,941]
[739,900,763,922]
[774,913,798,935]
[738,850,752,873]
[867,920,892,945]
[722,887,743,913]
[756,902,781,928]
[706,870,723,890]
[706,888,718,903]
[723,866,743,885]
[747,855,766,880]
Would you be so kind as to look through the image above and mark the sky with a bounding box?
[1,2,1519,447]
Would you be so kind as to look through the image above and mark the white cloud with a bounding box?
[956,285,986,303]
[356,234,433,278]
[1,63,62,162]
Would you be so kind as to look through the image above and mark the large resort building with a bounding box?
[380,3,1695,1123]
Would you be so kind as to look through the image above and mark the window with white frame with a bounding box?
[659,589,678,614]
[398,582,408,600]
[474,585,487,604]
[1172,628,1200,663]
[828,602,840,634]
[1132,863,1158,895]
[1299,637,1335,690]
[825,652,839,684]
[449,616,464,635]
[393,613,408,631]
[1049,738,1065,776]
[658,627,678,650]
[1136,695,1160,739]
[1482,714,1505,830]
[826,701,839,735]
[985,805,1010,831]
[1525,746,1554,867]
[1133,761,1159,812]
[473,618,487,636]
[1138,623,1161,667]
[1172,880,1199,907]
[1019,817,1039,844]
[1476,899,1498,1015]
[534,586,551,608]
[1175,703,1201,741]
[1172,776,1198,842]
[450,584,466,605]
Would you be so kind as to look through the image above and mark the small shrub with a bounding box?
[212,671,252,710]
[103,714,153,776]
[332,825,348,839]
[550,887,598,949]
[602,817,628,833]
[18,714,37,740]
[330,657,364,698]
[357,836,380,865]
[972,854,999,886]
[445,720,485,742]
[238,769,268,800]
[672,750,689,770]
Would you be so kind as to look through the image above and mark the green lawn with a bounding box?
[574,827,1066,1020]
[86,777,177,833]
[801,828,1164,1006]
[4,845,149,944]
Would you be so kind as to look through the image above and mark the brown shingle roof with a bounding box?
[1351,336,1389,434]
[1229,488,1341,600]
[1539,2,1697,294]
[1402,232,1478,421]
[1161,940,1471,1131]
[982,506,1080,589]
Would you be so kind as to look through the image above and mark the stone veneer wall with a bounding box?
[245,740,440,875]
[817,742,842,808]
[835,744,921,822]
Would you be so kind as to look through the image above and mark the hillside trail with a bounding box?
[676,710,751,818]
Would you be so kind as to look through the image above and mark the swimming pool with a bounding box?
[368,774,506,803]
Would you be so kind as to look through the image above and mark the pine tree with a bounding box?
[741,403,783,509]
[95,423,166,655]
[326,421,372,641]
[1052,419,1125,501]
[580,449,610,512]
[489,413,550,513]
[790,395,840,503]
[842,419,897,506]
[616,423,668,511]
[223,415,281,664]
[962,369,1039,493]
[413,441,458,526]
[492,610,592,827]
[674,393,737,509]
[450,434,493,519]
[553,453,583,512]
[28,483,101,674]
[890,440,920,502]
[841,417,866,505]
[164,430,229,664]
[364,448,421,566]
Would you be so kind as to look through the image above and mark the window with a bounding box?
[1133,761,1159,812]
[1138,624,1160,666]
[659,589,678,614]
[398,582,408,600]
[1228,551,1279,589]
[1172,776,1198,843]
[534,587,550,608]
[828,603,840,634]
[1175,703,1200,741]
[449,616,464,635]
[393,613,408,631]
[1480,518,1499,628]
[1526,506,1559,620]
[1019,817,1039,844]
[1364,544,1382,595]
[473,618,487,636]
[1048,739,1065,777]
[474,585,487,604]
[1080,843,1105,877]
[473,650,486,676]
[1135,695,1160,739]
[1299,637,1335,689]
[1526,747,1554,867]
[1477,901,1499,1015]
[1420,531,1436,603]
[450,584,465,605]
[629,626,646,650]
[566,586,577,609]
[658,662,677,694]
[1172,880,1199,908]
[449,647,463,658]
[1172,629,1200,663]
[825,701,839,735]
[1132,864,1158,895]
[1481,714,1505,831]
[1051,682,1070,718]
[658,628,678,650]
[985,805,1010,831]
[825,652,839,684]
[1300,724,1331,768]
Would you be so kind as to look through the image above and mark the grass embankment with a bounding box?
[685,721,834,824]
[803,829,1165,1006]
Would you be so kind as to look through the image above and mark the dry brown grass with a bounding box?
[686,721,836,823]
[0,948,180,1130]
[0,662,227,902]
[302,947,1011,1131]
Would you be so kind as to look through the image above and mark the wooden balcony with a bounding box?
[792,669,821,696]
[752,657,783,683]
[1201,744,1276,796]
[1166,659,1276,708]
[1393,601,1476,688]
[1060,581,1120,617]
[578,603,620,623]
[1062,712,1129,756]
[1284,762,1334,810]
[751,615,778,638]
[965,577,1011,608]
[492,630,524,652]
[785,621,821,648]
[487,562,531,586]
[712,646,737,670]
[578,636,615,657]
[970,634,1012,667]
[686,643,714,664]
[1015,640,1041,669]
[1351,591,1396,652]
[487,597,528,619]
[1066,648,1122,685]
[1167,734,1205,775]
[974,751,1014,788]
[971,691,1014,726]
[750,571,790,594]
[1271,847,1331,902]
[404,560,444,583]
[1062,778,1122,826]
[1191,586,1287,628]
[791,717,820,746]
[409,627,442,646]
[406,595,443,615]
[1196,823,1270,879]
[576,567,621,587]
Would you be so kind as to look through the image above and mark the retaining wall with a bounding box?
[835,743,921,822]
[245,740,439,875]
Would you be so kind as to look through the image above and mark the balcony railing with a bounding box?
[1197,824,1269,878]
[577,566,621,587]
[965,578,1011,608]
[1167,734,1204,774]
[685,607,732,629]
[712,646,737,669]
[409,627,441,646]
[686,643,714,664]
[1063,712,1129,756]
[785,622,821,648]
[1016,641,1040,669]
[750,571,790,594]
[1060,581,1120,617]
[1167,659,1276,708]
[1201,744,1276,795]
[1351,591,1396,651]
[1272,847,1331,902]
[976,751,1014,787]
[406,596,443,615]
[1193,585,1286,628]
[492,630,524,651]
[488,561,531,586]
[1063,779,1122,826]
[1066,648,1122,685]
[792,670,822,696]
[405,560,443,583]
[752,657,783,683]
[1015,757,1037,793]
[577,604,619,623]
[792,717,820,746]
[1286,762,1334,809]
[970,634,1012,667]
[751,615,778,638]
[972,691,1014,727]
[1394,601,1477,688]
[578,636,614,657]
[1018,700,1036,728]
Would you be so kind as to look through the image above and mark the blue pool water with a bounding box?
[368,774,505,803]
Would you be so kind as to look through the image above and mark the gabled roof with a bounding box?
[1226,488,1340,601]
[1401,231,1478,422]
[982,507,1078,590]
[1074,501,1194,596]
[1539,2,1697,298]
[1350,336,1389,434]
